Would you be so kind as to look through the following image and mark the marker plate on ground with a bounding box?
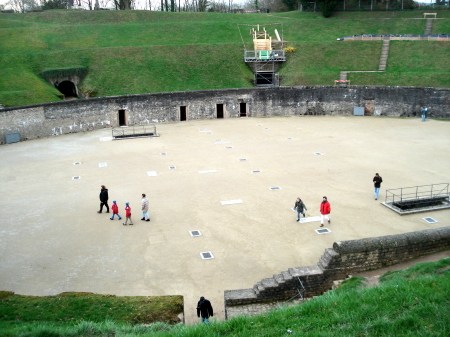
[200,251,214,259]
[190,230,202,237]
[315,228,331,234]
[299,216,321,223]
[221,199,243,205]
[147,171,157,176]
[199,170,217,174]
[423,217,438,224]
[99,162,107,168]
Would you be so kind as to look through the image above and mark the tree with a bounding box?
[282,0,297,10]
[318,0,338,17]
[42,0,71,9]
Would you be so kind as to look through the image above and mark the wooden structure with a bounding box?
[242,25,286,87]
[423,13,437,19]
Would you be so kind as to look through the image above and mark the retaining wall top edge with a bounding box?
[1,85,449,112]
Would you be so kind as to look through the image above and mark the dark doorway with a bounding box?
[217,104,224,119]
[56,81,78,98]
[240,103,247,117]
[180,106,187,121]
[118,110,127,126]
[255,72,274,86]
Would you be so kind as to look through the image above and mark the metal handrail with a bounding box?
[385,183,449,203]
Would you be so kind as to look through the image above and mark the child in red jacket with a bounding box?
[123,202,133,226]
[110,201,122,220]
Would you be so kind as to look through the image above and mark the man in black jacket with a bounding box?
[373,173,383,200]
[197,296,213,323]
[98,185,109,213]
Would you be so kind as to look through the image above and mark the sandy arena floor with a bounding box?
[0,116,449,325]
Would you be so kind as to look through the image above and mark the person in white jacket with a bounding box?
[141,194,150,221]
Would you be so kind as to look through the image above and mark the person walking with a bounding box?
[123,202,133,226]
[97,185,109,213]
[141,194,150,221]
[196,296,213,323]
[320,196,331,227]
[110,201,122,220]
[373,173,383,200]
[294,197,307,222]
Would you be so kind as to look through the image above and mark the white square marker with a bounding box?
[252,170,262,173]
[287,138,293,140]
[423,217,438,224]
[315,152,323,156]
[225,146,233,149]
[315,228,331,234]
[238,159,248,162]
[269,187,281,190]
[299,216,321,223]
[199,170,217,174]
[264,128,270,130]
[147,171,157,177]
[99,162,107,168]
[160,153,167,155]
[74,162,81,165]
[169,166,177,170]
[221,199,243,205]
[200,251,214,260]
[72,176,81,180]
[190,230,202,237]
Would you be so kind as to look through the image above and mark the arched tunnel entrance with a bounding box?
[56,81,78,99]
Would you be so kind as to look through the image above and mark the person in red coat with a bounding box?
[123,202,133,226]
[110,201,122,220]
[320,196,331,227]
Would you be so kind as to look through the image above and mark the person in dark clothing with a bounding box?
[98,185,109,213]
[373,173,383,200]
[197,296,213,323]
[294,197,307,222]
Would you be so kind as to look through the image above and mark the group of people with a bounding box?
[293,173,383,226]
[97,185,151,226]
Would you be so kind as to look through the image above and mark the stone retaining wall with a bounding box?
[224,227,450,318]
[1,86,450,144]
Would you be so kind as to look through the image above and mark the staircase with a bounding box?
[378,39,390,71]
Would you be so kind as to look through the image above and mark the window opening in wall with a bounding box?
[240,103,247,117]
[217,104,224,119]
[180,106,187,121]
[118,110,127,126]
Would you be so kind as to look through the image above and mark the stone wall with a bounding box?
[1,86,449,144]
[224,226,450,317]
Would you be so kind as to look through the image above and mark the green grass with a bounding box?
[1,258,449,336]
[1,9,450,107]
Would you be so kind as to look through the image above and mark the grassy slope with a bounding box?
[0,10,449,107]
[1,258,449,336]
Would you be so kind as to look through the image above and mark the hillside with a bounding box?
[0,10,449,107]
[1,257,449,336]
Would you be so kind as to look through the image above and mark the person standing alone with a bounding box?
[320,196,331,227]
[98,185,109,213]
[196,296,213,323]
[141,194,150,221]
[373,173,383,200]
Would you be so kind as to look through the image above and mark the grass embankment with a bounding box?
[1,258,449,336]
[0,10,449,107]
[0,292,183,335]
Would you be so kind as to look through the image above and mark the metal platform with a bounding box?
[382,183,450,215]
[112,124,159,139]
[244,50,286,62]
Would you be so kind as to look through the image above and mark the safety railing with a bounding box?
[112,124,158,139]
